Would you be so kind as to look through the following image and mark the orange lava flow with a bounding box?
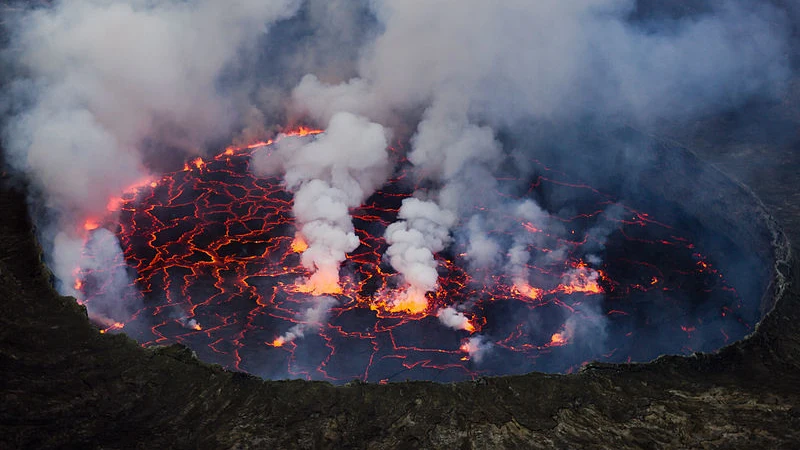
[71,126,748,383]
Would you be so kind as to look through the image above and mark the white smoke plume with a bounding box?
[383,197,455,304]
[251,112,389,293]
[436,306,473,332]
[273,296,338,346]
[1,0,302,314]
[463,215,503,271]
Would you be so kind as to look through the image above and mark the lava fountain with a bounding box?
[73,129,758,383]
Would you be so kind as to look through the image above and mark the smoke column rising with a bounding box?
[1,0,301,321]
[251,111,389,293]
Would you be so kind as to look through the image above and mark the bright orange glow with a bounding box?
[512,282,543,300]
[183,157,206,171]
[559,281,602,295]
[558,265,603,295]
[272,337,285,347]
[221,139,277,157]
[650,277,659,285]
[245,139,273,149]
[295,282,343,295]
[285,126,324,137]
[191,322,202,331]
[464,321,476,333]
[100,322,124,334]
[549,332,568,346]
[386,288,428,314]
[372,288,429,314]
[83,219,100,231]
[291,233,309,253]
[293,270,343,295]
[73,279,83,291]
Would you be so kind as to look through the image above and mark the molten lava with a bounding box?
[512,282,544,301]
[372,287,429,314]
[290,233,309,253]
[73,128,751,383]
[549,332,568,347]
[293,270,344,296]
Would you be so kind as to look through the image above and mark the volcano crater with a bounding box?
[75,132,782,384]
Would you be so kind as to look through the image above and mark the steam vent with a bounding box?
[2,1,800,449]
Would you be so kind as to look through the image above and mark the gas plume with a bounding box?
[0,0,793,377]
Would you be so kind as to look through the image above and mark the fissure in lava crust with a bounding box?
[75,131,750,383]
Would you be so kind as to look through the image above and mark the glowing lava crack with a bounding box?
[74,129,750,383]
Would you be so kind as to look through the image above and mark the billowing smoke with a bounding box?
[251,112,389,293]
[437,306,473,332]
[1,0,301,320]
[0,0,793,373]
[382,197,455,311]
[288,0,790,353]
[312,0,787,123]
